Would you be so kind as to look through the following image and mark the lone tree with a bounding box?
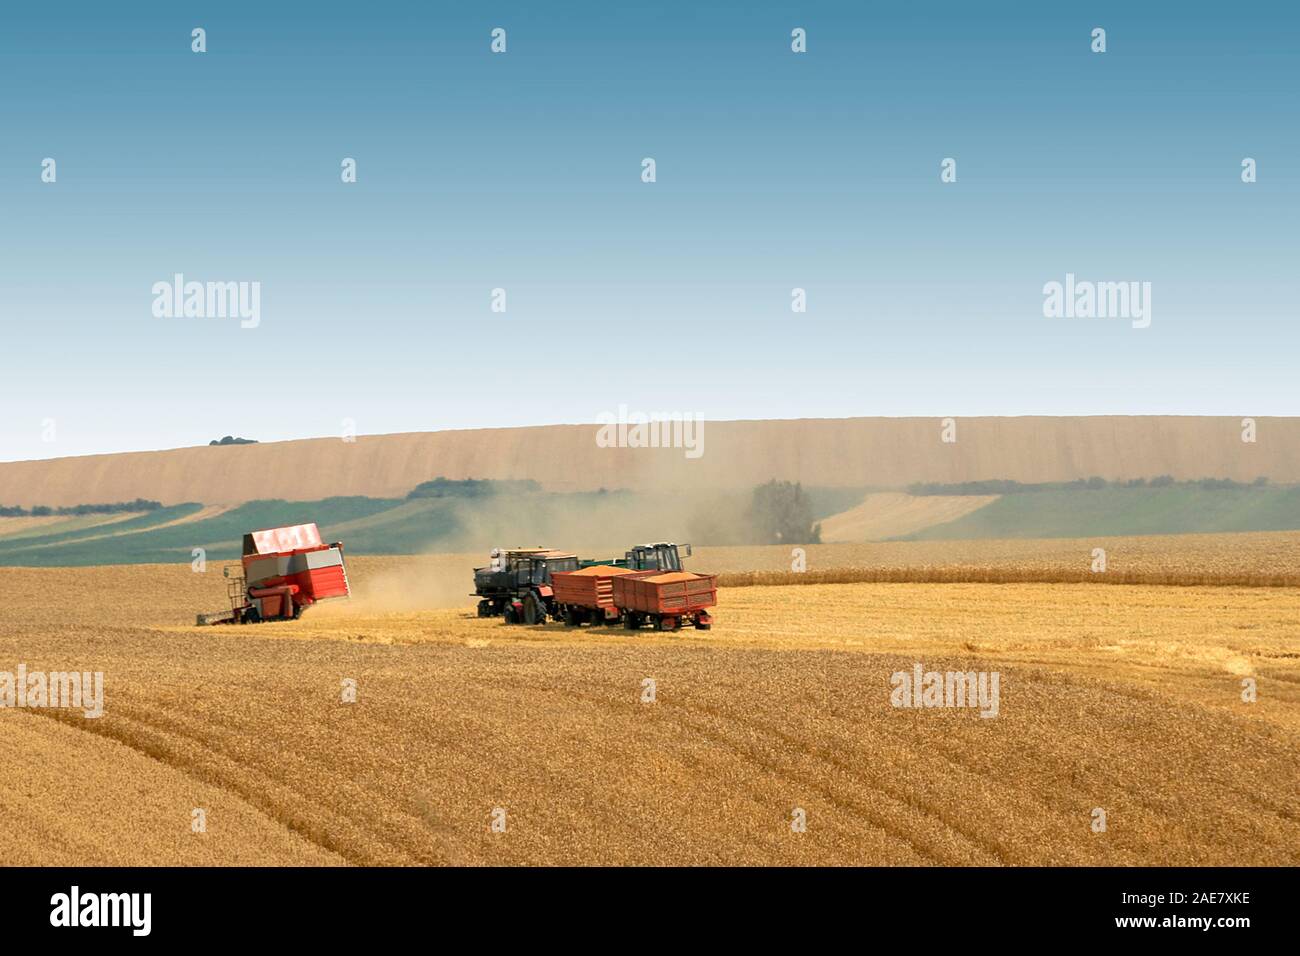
[747,480,821,545]
[210,435,258,446]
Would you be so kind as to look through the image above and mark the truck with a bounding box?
[197,523,350,625]
[612,571,717,632]
[473,547,579,624]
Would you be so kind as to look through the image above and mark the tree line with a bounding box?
[406,477,542,499]
[0,498,163,518]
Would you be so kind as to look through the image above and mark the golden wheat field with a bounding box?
[1,540,1298,866]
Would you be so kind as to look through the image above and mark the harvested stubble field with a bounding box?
[1,539,1297,866]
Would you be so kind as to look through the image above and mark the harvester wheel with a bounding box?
[477,600,492,618]
[503,604,519,625]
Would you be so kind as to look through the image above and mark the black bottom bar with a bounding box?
[2,866,1285,942]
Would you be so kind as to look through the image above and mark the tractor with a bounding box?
[579,542,692,573]
[473,548,579,624]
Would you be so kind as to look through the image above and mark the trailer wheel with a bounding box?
[562,607,578,627]
[503,603,519,625]
[477,600,493,618]
[623,613,638,630]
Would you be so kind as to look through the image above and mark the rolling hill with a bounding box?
[2,416,1298,508]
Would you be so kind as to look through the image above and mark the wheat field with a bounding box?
[1,544,1297,866]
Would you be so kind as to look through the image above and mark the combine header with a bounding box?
[197,523,350,625]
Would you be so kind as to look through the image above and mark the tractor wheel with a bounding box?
[523,594,547,626]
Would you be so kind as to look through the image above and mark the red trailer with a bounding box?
[198,522,351,625]
[611,571,716,632]
[551,565,652,626]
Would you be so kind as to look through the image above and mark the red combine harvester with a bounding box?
[197,523,350,625]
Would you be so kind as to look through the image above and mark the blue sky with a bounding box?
[1,2,1296,460]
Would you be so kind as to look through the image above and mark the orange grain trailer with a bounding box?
[550,565,649,626]
[611,570,717,632]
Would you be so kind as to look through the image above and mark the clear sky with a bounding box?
[1,1,1296,461]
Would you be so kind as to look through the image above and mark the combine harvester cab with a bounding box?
[198,523,350,625]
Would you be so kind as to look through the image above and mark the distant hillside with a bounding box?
[820,493,999,542]
[0,492,665,566]
[5,481,1300,566]
[0,481,873,566]
[901,486,1300,540]
[1,416,1298,509]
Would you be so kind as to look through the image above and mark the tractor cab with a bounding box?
[474,548,579,620]
[623,542,692,572]
[514,549,579,585]
[477,548,579,588]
